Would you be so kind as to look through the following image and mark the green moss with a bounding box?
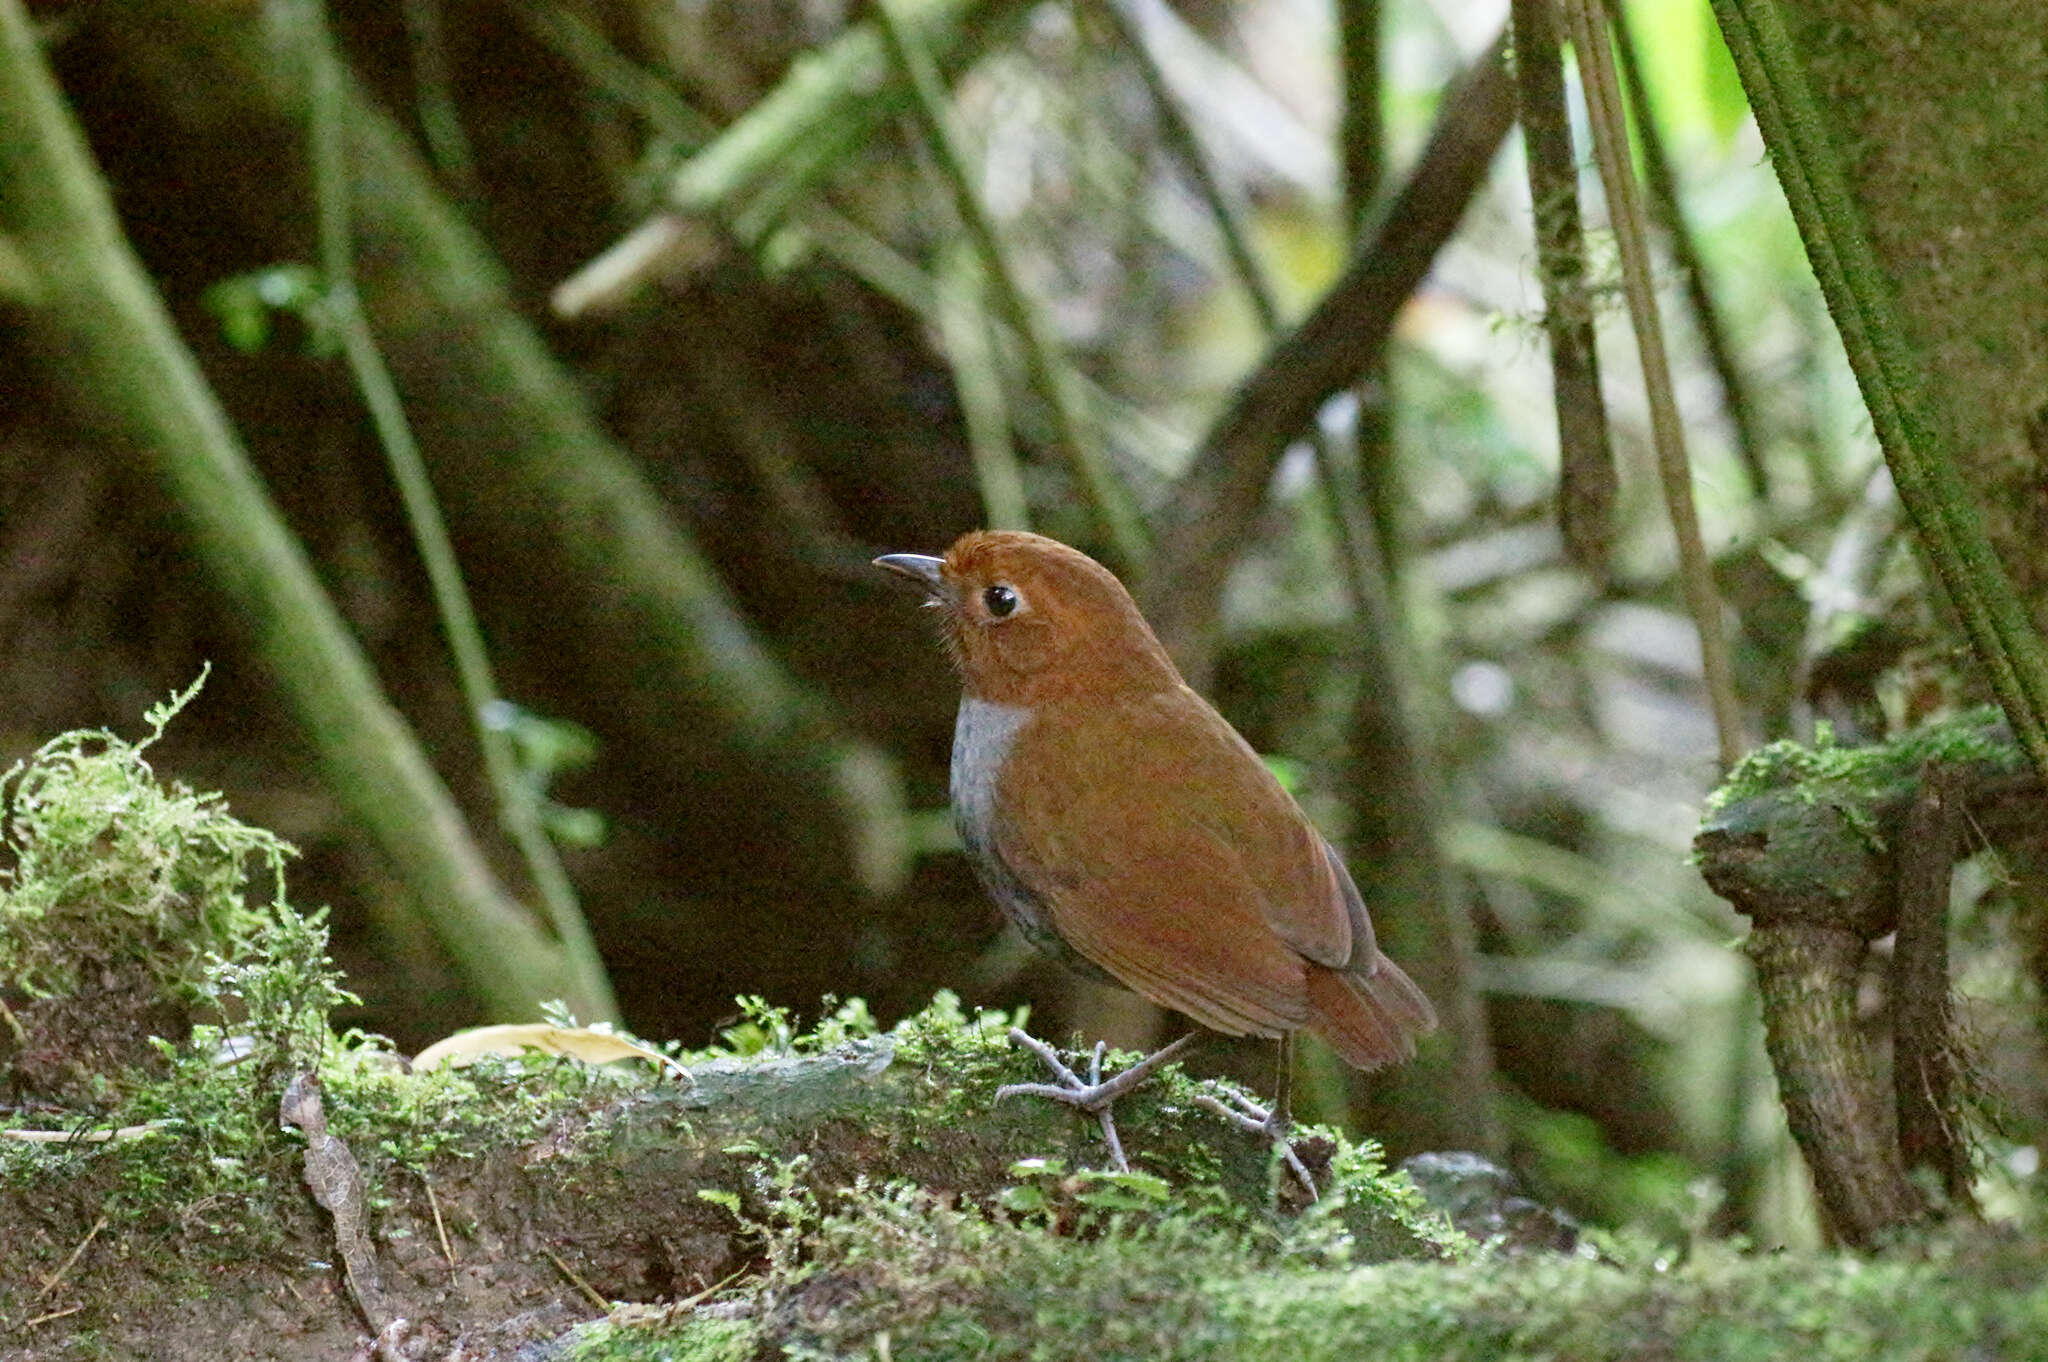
[621,1206,2048,1361]
[1706,706,2013,826]
[569,1314,766,1362]
[1696,708,2023,925]
[0,669,282,999]
[0,683,370,1271]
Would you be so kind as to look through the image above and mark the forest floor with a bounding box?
[5,717,2048,1360]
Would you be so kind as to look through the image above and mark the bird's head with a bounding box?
[875,531,1183,706]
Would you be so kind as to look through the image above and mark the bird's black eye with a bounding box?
[983,584,1019,618]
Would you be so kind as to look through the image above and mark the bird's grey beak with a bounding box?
[873,552,948,599]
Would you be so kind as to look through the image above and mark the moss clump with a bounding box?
[0,683,365,1276]
[0,673,352,1119]
[1704,706,2014,829]
[0,670,283,1000]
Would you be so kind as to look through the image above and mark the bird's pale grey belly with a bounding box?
[951,697,1100,970]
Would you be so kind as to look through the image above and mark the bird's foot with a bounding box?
[995,1027,1202,1172]
[1194,1086,1319,1200]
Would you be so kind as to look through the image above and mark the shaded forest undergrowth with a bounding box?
[5,711,2047,1361]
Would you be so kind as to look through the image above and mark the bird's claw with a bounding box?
[994,1029,1092,1102]
[995,1028,1202,1172]
[1194,1086,1319,1200]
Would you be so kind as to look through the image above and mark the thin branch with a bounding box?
[1514,0,1616,574]
[0,0,605,1020]
[1563,0,1746,770]
[1607,0,1768,504]
[300,0,616,1020]
[874,0,1146,569]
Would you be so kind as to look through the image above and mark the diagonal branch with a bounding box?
[1139,30,1515,670]
[0,0,610,1021]
[1564,0,1746,770]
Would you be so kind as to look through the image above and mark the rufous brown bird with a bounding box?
[876,530,1436,1179]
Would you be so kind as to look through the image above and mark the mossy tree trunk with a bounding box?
[1769,0,2048,602]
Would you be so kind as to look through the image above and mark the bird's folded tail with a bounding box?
[1305,956,1439,1070]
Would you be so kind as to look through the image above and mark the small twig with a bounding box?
[1562,0,1745,770]
[874,0,1146,570]
[543,1245,611,1313]
[281,1073,388,1330]
[1,1122,165,1144]
[37,1214,106,1299]
[21,1303,84,1330]
[551,212,717,319]
[422,1172,457,1267]
[671,1264,750,1313]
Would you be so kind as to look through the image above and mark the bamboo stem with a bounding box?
[1565,0,1747,770]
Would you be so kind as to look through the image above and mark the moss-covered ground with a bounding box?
[4,701,2047,1359]
[574,1209,2048,1362]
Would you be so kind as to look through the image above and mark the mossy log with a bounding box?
[0,1015,1452,1357]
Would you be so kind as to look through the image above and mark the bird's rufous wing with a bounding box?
[990,687,1358,1036]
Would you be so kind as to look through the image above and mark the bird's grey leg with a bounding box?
[1193,1084,1318,1199]
[996,1028,1204,1172]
